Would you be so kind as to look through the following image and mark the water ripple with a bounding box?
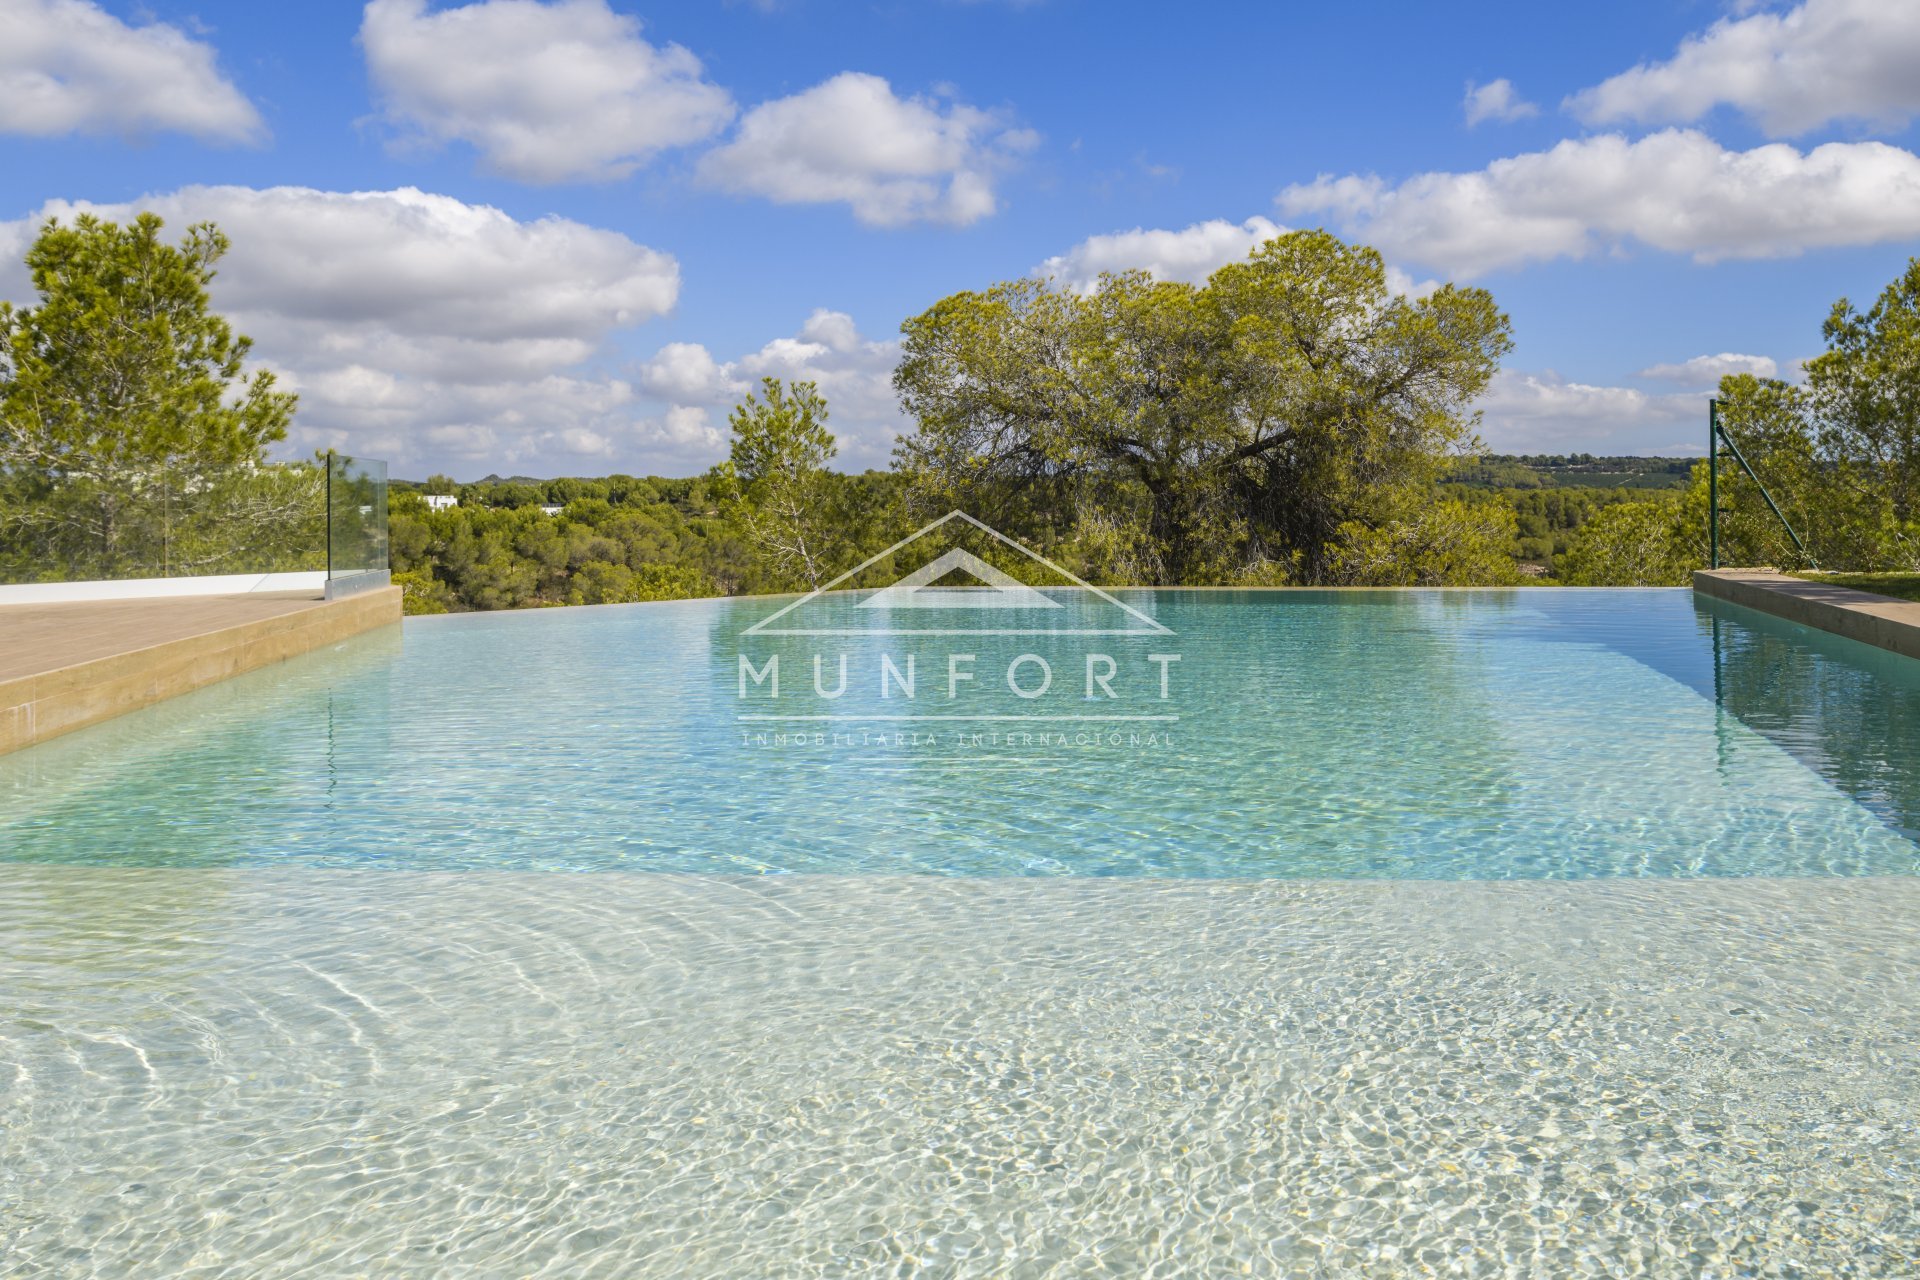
[1,869,1915,1277]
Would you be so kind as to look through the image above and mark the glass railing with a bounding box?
[326,453,390,592]
[0,451,388,599]
[0,458,326,589]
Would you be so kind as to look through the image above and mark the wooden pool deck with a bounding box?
[0,586,402,757]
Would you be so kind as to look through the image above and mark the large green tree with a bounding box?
[0,213,306,580]
[891,230,1513,584]
[1808,257,1920,546]
[710,377,841,590]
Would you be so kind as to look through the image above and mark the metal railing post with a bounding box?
[1708,397,1815,570]
[1709,400,1720,569]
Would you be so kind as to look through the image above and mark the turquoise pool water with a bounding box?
[5,589,1919,1276]
[2,589,1917,878]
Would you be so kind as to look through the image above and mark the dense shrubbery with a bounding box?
[386,458,1701,609]
[389,477,736,614]
[387,470,907,613]
[1434,483,1657,574]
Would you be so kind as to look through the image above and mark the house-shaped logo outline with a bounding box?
[740,510,1174,637]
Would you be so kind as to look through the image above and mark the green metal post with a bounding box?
[1708,397,1815,570]
[1708,400,1719,569]
[1717,426,1814,567]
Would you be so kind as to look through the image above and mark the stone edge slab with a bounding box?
[1692,569,1920,661]
[0,586,402,757]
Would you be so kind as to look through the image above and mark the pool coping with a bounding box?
[1693,568,1920,661]
[0,586,402,757]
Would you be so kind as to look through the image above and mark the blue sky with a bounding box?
[3,0,1919,477]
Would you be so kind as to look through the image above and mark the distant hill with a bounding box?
[1445,454,1696,491]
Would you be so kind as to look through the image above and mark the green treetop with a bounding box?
[891,230,1514,584]
[0,213,303,579]
[1808,258,1920,529]
[711,377,840,590]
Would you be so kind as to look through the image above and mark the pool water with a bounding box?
[2,589,1918,878]
[2,589,1917,1277]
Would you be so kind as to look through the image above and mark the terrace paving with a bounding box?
[0,586,401,755]
[0,589,326,682]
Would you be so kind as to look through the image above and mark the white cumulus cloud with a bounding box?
[0,0,263,142]
[1638,353,1780,386]
[0,186,682,474]
[1036,215,1437,297]
[640,404,727,454]
[1476,369,1702,454]
[637,341,747,406]
[1567,0,1920,136]
[639,310,904,467]
[1278,129,1920,278]
[696,72,1037,226]
[1038,216,1287,290]
[1463,79,1537,127]
[360,0,735,183]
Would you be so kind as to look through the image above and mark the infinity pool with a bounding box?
[2,590,1917,1276]
[4,589,1919,877]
